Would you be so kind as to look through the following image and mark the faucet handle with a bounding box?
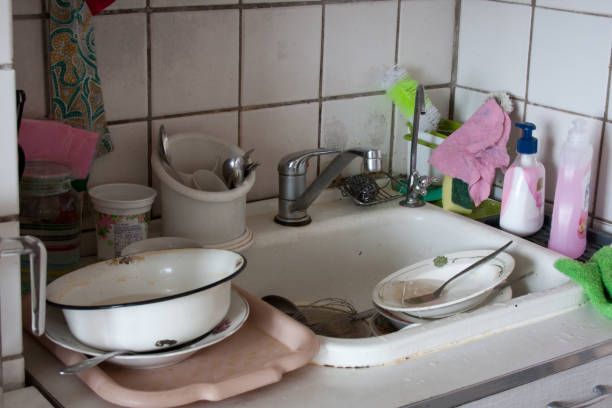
[414,174,439,196]
[278,148,339,176]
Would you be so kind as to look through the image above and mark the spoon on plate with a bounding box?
[402,240,514,305]
[60,350,134,375]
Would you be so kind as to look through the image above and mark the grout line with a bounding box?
[448,0,461,121]
[588,48,612,228]
[455,85,610,123]
[146,0,153,187]
[238,0,244,147]
[521,0,535,122]
[317,3,326,175]
[387,0,402,174]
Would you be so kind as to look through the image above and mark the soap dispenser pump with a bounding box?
[500,122,545,236]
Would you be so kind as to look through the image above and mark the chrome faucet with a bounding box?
[400,84,435,208]
[275,148,383,226]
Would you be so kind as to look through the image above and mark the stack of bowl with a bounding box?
[46,248,246,355]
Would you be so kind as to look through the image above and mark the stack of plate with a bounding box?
[372,250,515,329]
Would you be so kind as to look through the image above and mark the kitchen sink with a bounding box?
[235,190,583,368]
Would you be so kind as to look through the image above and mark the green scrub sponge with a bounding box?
[442,175,473,214]
[554,246,612,319]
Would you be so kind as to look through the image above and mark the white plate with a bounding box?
[376,286,513,329]
[372,249,514,318]
[45,289,249,369]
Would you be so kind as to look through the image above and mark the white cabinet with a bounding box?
[460,354,612,408]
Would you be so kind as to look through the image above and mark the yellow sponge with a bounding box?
[442,175,473,214]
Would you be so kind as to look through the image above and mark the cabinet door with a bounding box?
[460,354,612,408]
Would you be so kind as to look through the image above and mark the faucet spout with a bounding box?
[275,147,382,226]
[400,85,430,208]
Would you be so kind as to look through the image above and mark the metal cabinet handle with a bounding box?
[0,236,47,336]
[548,385,610,408]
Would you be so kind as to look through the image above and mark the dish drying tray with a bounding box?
[339,173,403,206]
[24,286,319,408]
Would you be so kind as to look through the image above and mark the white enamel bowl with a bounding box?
[46,248,246,352]
[373,249,514,319]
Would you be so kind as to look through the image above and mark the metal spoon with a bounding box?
[222,155,245,189]
[402,241,514,305]
[262,295,308,325]
[158,125,183,183]
[60,350,133,375]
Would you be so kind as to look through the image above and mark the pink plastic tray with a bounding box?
[26,286,319,407]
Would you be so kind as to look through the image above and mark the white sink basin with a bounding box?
[235,190,582,368]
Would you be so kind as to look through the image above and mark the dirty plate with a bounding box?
[45,289,249,369]
[376,286,513,329]
[372,249,514,318]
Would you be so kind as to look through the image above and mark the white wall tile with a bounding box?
[94,13,147,121]
[105,0,146,9]
[153,0,235,6]
[392,87,450,176]
[528,9,612,117]
[0,0,13,64]
[398,0,455,85]
[0,70,19,217]
[322,1,396,97]
[87,121,149,188]
[13,19,46,118]
[609,79,612,122]
[0,222,23,359]
[525,104,602,209]
[242,6,321,106]
[151,10,239,116]
[12,0,41,15]
[241,103,319,201]
[320,95,392,176]
[594,123,611,222]
[457,0,531,98]
[536,0,612,15]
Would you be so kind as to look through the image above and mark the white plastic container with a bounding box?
[151,133,254,247]
[548,119,593,258]
[88,183,157,260]
[500,122,545,236]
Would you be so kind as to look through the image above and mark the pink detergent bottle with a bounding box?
[500,122,545,236]
[548,119,593,259]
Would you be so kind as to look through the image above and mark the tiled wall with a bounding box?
[454,0,612,233]
[10,0,612,232]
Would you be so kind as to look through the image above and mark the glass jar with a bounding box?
[19,161,81,278]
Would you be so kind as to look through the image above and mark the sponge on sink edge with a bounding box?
[442,175,473,214]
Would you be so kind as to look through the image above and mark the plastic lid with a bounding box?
[515,122,537,154]
[567,118,587,143]
[22,160,71,182]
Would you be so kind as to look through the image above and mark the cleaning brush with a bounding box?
[382,65,441,132]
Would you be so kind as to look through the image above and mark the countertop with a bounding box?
[24,191,612,407]
[24,303,612,407]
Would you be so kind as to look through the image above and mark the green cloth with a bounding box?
[554,246,612,318]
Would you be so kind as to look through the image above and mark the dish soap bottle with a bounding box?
[500,122,545,236]
[548,119,593,258]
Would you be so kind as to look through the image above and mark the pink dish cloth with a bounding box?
[428,98,511,207]
[19,119,99,180]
